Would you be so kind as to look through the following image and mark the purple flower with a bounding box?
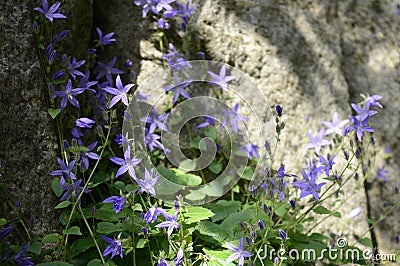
[79,141,101,170]
[174,249,184,266]
[13,242,34,266]
[59,178,91,203]
[76,71,98,93]
[110,147,142,179]
[114,134,127,145]
[76,117,95,128]
[318,154,336,176]
[136,168,160,196]
[101,236,123,259]
[0,225,13,240]
[155,211,181,238]
[351,101,378,121]
[50,158,76,180]
[269,177,288,202]
[225,237,253,266]
[53,79,85,110]
[279,229,287,241]
[141,108,169,132]
[348,207,362,218]
[321,112,349,136]
[51,70,65,80]
[344,116,374,142]
[34,0,66,22]
[176,0,196,30]
[165,73,192,103]
[222,103,248,134]
[144,127,165,152]
[103,75,134,108]
[290,199,296,209]
[197,116,215,128]
[103,196,125,213]
[134,0,175,18]
[293,167,326,201]
[157,258,171,266]
[96,27,116,46]
[303,128,331,155]
[162,44,192,71]
[96,57,124,84]
[366,94,383,108]
[277,164,290,178]
[71,127,83,140]
[376,165,390,181]
[157,18,169,29]
[275,104,283,117]
[207,65,235,91]
[241,143,260,159]
[67,57,85,79]
[138,92,150,101]
[257,220,264,230]
[143,207,168,224]
[59,30,68,39]
[49,50,57,63]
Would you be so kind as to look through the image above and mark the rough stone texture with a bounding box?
[1,0,398,261]
[0,1,92,237]
[0,1,59,236]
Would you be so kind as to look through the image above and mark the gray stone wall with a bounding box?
[0,0,398,257]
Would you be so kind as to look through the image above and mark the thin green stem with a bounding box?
[77,204,105,264]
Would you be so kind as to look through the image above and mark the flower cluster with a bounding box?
[1,1,392,265]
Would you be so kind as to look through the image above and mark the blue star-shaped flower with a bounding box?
[34,0,66,22]
[225,237,253,266]
[100,236,123,259]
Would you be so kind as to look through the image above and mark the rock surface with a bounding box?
[0,0,398,259]
[0,0,93,236]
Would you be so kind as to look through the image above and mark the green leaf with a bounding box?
[204,127,218,141]
[313,206,331,215]
[183,206,214,224]
[196,221,228,243]
[63,226,82,236]
[222,207,254,231]
[94,207,128,222]
[173,169,202,186]
[185,188,206,201]
[358,237,373,248]
[275,202,290,217]
[87,259,110,266]
[92,171,110,184]
[156,166,202,186]
[96,222,122,234]
[208,162,222,174]
[331,211,342,218]
[55,200,71,209]
[51,178,63,197]
[113,181,126,191]
[42,233,60,244]
[27,241,42,255]
[69,237,95,259]
[203,249,235,266]
[241,166,254,181]
[48,108,61,119]
[0,218,7,226]
[179,159,197,172]
[309,233,329,242]
[204,200,241,222]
